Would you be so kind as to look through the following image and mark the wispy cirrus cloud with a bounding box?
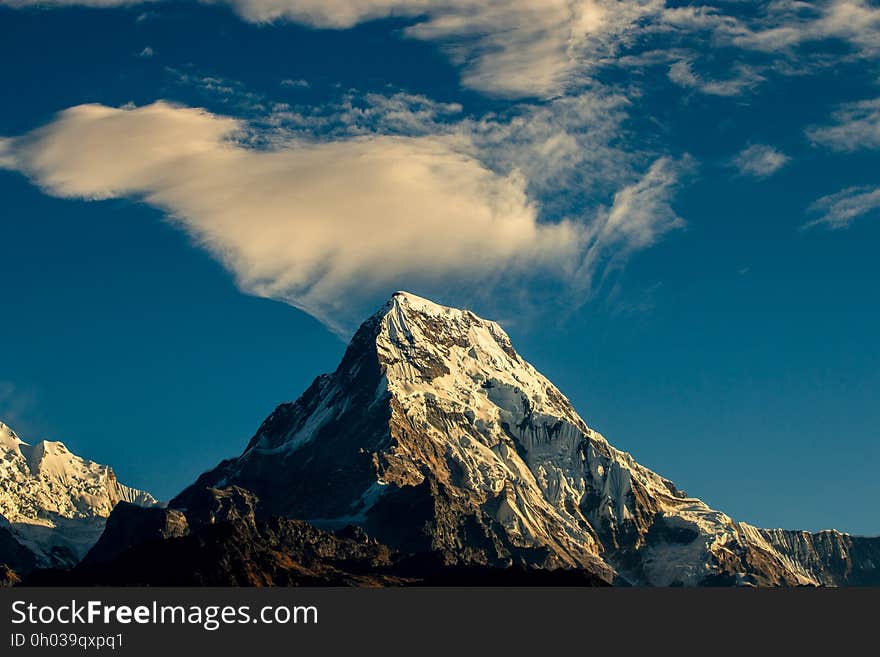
[803,185,880,230]
[731,144,790,178]
[4,0,878,98]
[728,0,880,57]
[0,3,734,101]
[0,101,686,332]
[575,156,687,292]
[0,138,14,168]
[807,97,880,152]
[667,59,765,96]
[2,0,662,97]
[280,78,309,89]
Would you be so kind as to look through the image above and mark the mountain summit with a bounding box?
[175,291,878,586]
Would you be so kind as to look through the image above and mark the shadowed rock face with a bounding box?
[174,316,393,524]
[26,487,609,587]
[0,525,35,577]
[80,503,189,568]
[28,486,387,586]
[169,292,877,586]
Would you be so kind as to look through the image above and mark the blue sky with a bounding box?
[1,1,879,534]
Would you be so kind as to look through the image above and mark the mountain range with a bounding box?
[3,292,878,586]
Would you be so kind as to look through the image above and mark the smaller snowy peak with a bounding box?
[0,420,158,568]
[0,421,23,451]
[19,439,93,481]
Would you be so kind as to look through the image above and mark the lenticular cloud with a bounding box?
[0,102,587,332]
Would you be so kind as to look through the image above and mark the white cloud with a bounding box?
[729,0,880,55]
[194,1,663,97]
[239,0,663,98]
[215,0,410,25]
[138,46,154,57]
[160,67,650,219]
[466,92,634,205]
[807,98,880,152]
[0,0,665,98]
[6,0,877,97]
[280,78,309,88]
[400,0,662,98]
[667,59,765,96]
[804,185,880,230]
[731,144,790,178]
[0,101,685,332]
[166,69,638,206]
[161,72,655,247]
[574,156,687,292]
[0,138,14,168]
[5,0,880,97]
[327,91,464,137]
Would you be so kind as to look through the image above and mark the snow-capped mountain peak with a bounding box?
[0,421,157,569]
[0,421,23,448]
[378,290,589,426]
[174,292,879,586]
